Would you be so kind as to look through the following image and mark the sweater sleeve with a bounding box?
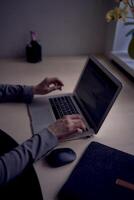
[0,84,33,103]
[0,128,58,186]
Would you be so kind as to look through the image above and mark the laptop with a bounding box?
[28,56,122,140]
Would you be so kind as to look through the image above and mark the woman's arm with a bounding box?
[0,77,64,103]
[0,84,33,103]
[0,128,58,186]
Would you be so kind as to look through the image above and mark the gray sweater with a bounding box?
[0,84,58,185]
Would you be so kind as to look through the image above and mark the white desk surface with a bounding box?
[0,56,134,200]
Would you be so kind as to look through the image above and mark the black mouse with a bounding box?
[46,148,77,167]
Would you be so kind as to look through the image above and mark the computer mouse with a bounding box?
[46,148,77,167]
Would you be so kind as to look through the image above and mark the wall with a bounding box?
[0,0,109,58]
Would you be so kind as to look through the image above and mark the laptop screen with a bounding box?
[75,58,122,133]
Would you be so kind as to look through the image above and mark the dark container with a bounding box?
[26,31,42,63]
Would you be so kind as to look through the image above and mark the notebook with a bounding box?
[58,142,134,200]
[28,56,122,141]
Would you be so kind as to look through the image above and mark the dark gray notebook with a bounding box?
[58,142,134,200]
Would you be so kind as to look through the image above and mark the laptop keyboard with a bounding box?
[49,96,79,119]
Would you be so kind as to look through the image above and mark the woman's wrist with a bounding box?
[32,86,39,95]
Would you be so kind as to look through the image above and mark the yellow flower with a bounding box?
[106,10,114,22]
[106,7,122,22]
[106,6,128,22]
[114,7,123,19]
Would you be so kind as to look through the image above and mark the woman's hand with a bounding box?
[48,114,86,141]
[33,77,64,95]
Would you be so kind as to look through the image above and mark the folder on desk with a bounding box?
[58,142,134,200]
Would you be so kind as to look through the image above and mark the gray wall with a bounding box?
[0,0,110,58]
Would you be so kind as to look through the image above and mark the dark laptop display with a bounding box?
[75,59,122,133]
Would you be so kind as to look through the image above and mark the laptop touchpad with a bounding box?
[28,97,55,134]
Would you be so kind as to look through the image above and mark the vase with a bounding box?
[128,33,134,59]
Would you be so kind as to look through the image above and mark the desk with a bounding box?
[0,56,134,200]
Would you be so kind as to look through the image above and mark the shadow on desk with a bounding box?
[0,129,43,200]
